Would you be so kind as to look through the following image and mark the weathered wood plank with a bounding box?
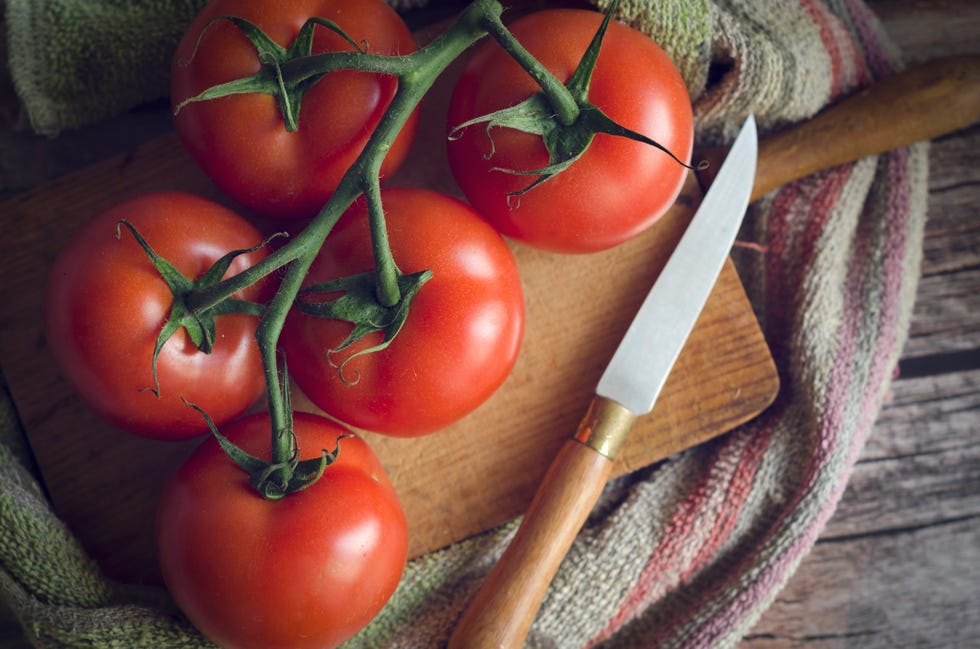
[869,0,980,64]
[745,111,980,649]
[918,126,979,277]
[901,124,979,358]
[1,2,976,648]
[826,372,980,536]
[742,515,980,649]
[745,166,980,645]
[923,124,980,202]
[864,368,980,458]
[746,365,980,646]
[902,268,980,357]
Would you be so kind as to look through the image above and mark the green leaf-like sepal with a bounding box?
[448,0,692,198]
[184,398,350,500]
[174,15,365,131]
[448,93,555,152]
[116,221,274,397]
[295,269,432,383]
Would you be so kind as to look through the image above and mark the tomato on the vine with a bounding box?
[281,187,525,437]
[171,0,419,220]
[44,191,270,440]
[446,8,694,253]
[157,412,407,649]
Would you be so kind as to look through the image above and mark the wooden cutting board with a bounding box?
[0,58,778,586]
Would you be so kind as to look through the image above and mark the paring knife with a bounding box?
[448,54,980,649]
[449,115,759,649]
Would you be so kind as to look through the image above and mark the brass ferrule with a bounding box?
[573,396,637,459]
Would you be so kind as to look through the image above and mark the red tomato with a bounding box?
[281,188,525,437]
[157,412,407,649]
[44,191,269,440]
[171,0,419,220]
[447,9,694,253]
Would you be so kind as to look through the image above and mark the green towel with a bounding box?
[0,378,211,647]
[1,0,928,647]
[2,0,208,135]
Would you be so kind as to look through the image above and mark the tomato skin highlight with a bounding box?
[43,191,269,440]
[171,0,420,220]
[157,412,407,649]
[447,9,694,253]
[281,188,525,437]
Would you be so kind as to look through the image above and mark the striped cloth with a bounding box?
[0,0,928,647]
[349,1,929,647]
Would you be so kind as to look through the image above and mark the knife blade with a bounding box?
[449,115,759,649]
[597,114,757,416]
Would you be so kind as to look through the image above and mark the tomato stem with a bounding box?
[176,1,646,486]
[363,179,401,307]
[180,0,658,490]
[478,8,580,127]
[188,0,499,314]
[183,0,506,477]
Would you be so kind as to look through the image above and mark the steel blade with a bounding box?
[596,114,758,415]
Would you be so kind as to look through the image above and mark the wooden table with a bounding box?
[1,1,977,647]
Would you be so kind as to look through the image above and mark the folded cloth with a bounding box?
[0,0,928,647]
[2,0,207,135]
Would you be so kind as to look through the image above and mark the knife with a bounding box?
[448,115,759,649]
[448,54,980,649]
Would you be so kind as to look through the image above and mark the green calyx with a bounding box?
[173,15,365,132]
[294,269,433,384]
[154,0,700,500]
[185,391,350,500]
[116,221,271,397]
[154,2,504,500]
[449,0,693,198]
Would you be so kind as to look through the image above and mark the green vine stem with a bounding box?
[172,0,672,496]
[478,8,580,126]
[181,0,505,484]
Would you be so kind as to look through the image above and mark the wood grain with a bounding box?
[0,69,777,586]
[744,369,980,648]
[901,123,980,358]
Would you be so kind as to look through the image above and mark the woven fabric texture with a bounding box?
[0,0,927,647]
[2,0,207,135]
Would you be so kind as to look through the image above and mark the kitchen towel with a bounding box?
[2,0,208,135]
[0,0,928,647]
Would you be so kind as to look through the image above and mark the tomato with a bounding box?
[171,0,419,220]
[44,191,270,440]
[446,8,694,253]
[157,412,407,649]
[281,187,524,437]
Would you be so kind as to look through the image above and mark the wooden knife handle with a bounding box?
[698,55,980,201]
[448,396,640,649]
